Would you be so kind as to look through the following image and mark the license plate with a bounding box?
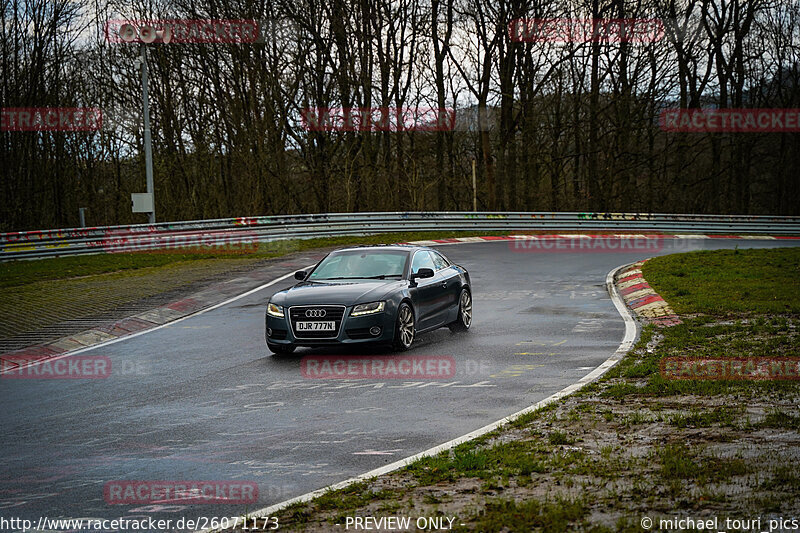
[296,321,335,332]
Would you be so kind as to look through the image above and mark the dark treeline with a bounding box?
[1,0,799,231]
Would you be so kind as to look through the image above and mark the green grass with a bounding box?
[460,497,587,533]
[0,230,501,289]
[657,442,749,482]
[0,256,274,340]
[761,466,800,491]
[658,442,698,479]
[601,315,799,398]
[547,430,574,445]
[0,251,241,289]
[406,441,548,485]
[313,481,399,512]
[668,407,741,428]
[759,409,800,430]
[642,247,800,314]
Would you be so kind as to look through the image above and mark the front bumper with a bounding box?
[265,305,396,347]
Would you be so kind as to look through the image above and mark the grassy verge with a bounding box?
[640,247,800,314]
[238,247,800,532]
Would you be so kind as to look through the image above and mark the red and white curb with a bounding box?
[616,259,681,327]
[403,233,800,247]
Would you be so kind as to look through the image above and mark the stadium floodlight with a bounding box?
[116,23,172,223]
[119,24,137,42]
[138,25,172,44]
[139,27,156,43]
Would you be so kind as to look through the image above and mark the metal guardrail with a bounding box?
[1,211,799,261]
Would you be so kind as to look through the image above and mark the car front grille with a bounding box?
[289,305,345,339]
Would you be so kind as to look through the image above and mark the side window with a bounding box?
[431,251,450,270]
[411,251,436,273]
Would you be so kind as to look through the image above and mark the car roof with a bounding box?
[329,244,429,253]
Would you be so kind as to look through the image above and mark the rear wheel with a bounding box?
[268,342,296,355]
[392,302,415,351]
[448,288,472,332]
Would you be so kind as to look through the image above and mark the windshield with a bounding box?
[307,250,408,280]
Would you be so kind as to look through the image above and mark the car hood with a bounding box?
[270,280,406,307]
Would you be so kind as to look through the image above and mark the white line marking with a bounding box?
[200,262,639,533]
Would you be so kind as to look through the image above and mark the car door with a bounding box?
[409,250,440,330]
[431,250,461,323]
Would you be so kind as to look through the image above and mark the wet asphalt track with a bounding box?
[1,237,798,529]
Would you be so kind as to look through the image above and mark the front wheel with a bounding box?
[392,302,415,351]
[448,288,472,332]
[268,342,296,355]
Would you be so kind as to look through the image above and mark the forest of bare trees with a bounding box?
[1,0,799,231]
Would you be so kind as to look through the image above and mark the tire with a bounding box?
[268,342,296,355]
[392,302,415,351]
[448,288,472,332]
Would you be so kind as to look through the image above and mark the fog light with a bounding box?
[369,326,381,336]
[267,328,273,336]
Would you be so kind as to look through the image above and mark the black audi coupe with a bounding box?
[264,245,472,354]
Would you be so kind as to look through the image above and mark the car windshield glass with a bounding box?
[308,250,408,280]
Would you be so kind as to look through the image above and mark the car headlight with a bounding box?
[267,303,285,318]
[351,301,386,316]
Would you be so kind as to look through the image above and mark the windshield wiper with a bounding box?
[311,274,402,280]
[309,276,366,280]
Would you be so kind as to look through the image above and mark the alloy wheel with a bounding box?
[398,304,414,348]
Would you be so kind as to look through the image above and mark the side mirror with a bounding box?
[416,267,435,279]
[294,270,307,280]
[410,267,434,285]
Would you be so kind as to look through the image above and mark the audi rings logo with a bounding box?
[305,309,327,318]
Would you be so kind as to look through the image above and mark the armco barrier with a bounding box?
[1,211,799,261]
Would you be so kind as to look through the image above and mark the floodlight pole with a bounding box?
[472,158,477,212]
[140,43,155,223]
